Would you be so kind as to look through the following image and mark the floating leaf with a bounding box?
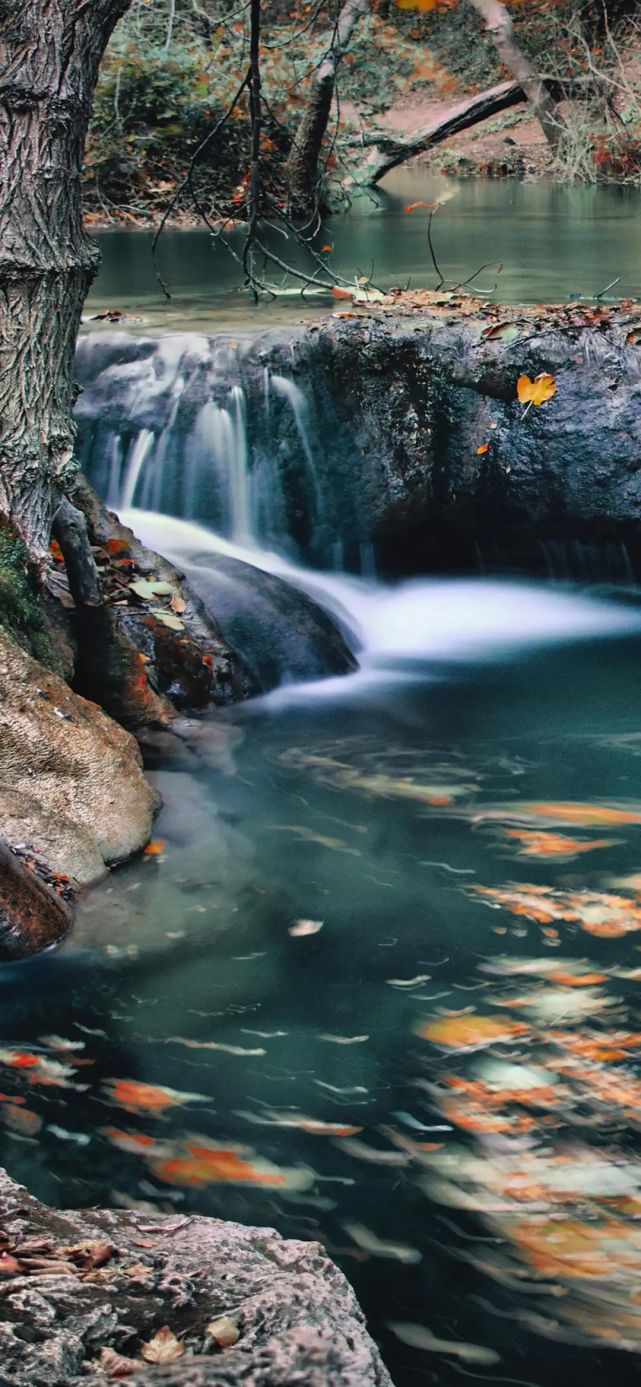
[140,1326,184,1363]
[289,918,324,936]
[103,1078,207,1114]
[143,839,166,856]
[420,1014,529,1050]
[476,443,489,455]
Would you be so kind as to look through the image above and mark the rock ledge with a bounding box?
[0,1168,392,1386]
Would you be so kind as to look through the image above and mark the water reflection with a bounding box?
[87,174,641,331]
[3,611,641,1384]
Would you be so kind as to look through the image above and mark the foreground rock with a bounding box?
[166,550,357,694]
[0,1168,392,1386]
[0,624,156,888]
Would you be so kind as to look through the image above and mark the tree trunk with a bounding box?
[0,0,131,561]
[286,0,369,216]
[467,0,565,152]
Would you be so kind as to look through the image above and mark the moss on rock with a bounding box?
[0,524,61,671]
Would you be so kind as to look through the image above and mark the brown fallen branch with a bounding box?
[345,76,606,187]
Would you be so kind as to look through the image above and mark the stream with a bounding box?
[88,172,641,330]
[4,522,641,1384]
[4,183,641,1383]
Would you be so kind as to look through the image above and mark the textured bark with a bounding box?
[286,0,369,214]
[348,76,594,185]
[467,0,565,151]
[52,497,102,606]
[0,0,132,558]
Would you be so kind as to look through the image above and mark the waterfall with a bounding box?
[122,509,641,706]
[120,429,155,508]
[75,333,337,564]
[229,386,252,543]
[269,374,324,522]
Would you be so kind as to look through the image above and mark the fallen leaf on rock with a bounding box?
[96,1346,140,1378]
[170,593,186,613]
[61,1239,114,1268]
[517,372,557,408]
[140,1326,184,1363]
[149,607,185,631]
[206,1315,240,1347]
[129,579,177,600]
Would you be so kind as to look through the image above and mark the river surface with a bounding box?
[4,513,641,1384]
[87,172,641,330]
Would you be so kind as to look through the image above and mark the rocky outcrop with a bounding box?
[0,624,156,888]
[0,1167,392,1387]
[76,306,641,577]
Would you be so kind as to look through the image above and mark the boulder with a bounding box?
[0,1167,392,1387]
[0,624,157,887]
[0,842,71,960]
[182,551,357,694]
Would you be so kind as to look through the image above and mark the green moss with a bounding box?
[0,526,61,671]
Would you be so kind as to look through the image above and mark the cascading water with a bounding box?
[119,428,155,509]
[75,331,344,566]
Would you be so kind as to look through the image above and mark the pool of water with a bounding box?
[4,535,641,1384]
[87,172,641,332]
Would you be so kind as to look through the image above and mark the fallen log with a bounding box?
[345,76,604,186]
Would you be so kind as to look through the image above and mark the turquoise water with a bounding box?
[3,548,641,1384]
[88,173,641,331]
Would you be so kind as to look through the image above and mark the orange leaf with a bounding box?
[419,1014,529,1050]
[331,287,353,300]
[516,372,557,407]
[321,244,333,252]
[404,200,433,213]
[143,839,166,856]
[476,443,489,455]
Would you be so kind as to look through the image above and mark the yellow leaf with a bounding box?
[517,372,557,407]
[477,443,489,455]
[140,1327,184,1363]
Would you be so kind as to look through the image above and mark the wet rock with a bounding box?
[0,624,156,887]
[181,551,358,694]
[0,1168,393,1387]
[71,479,246,724]
[0,842,71,960]
[76,314,641,579]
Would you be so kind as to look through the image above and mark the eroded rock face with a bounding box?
[76,315,641,579]
[0,625,157,887]
[0,842,71,960]
[0,1168,393,1387]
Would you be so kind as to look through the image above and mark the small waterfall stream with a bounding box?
[76,331,346,569]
